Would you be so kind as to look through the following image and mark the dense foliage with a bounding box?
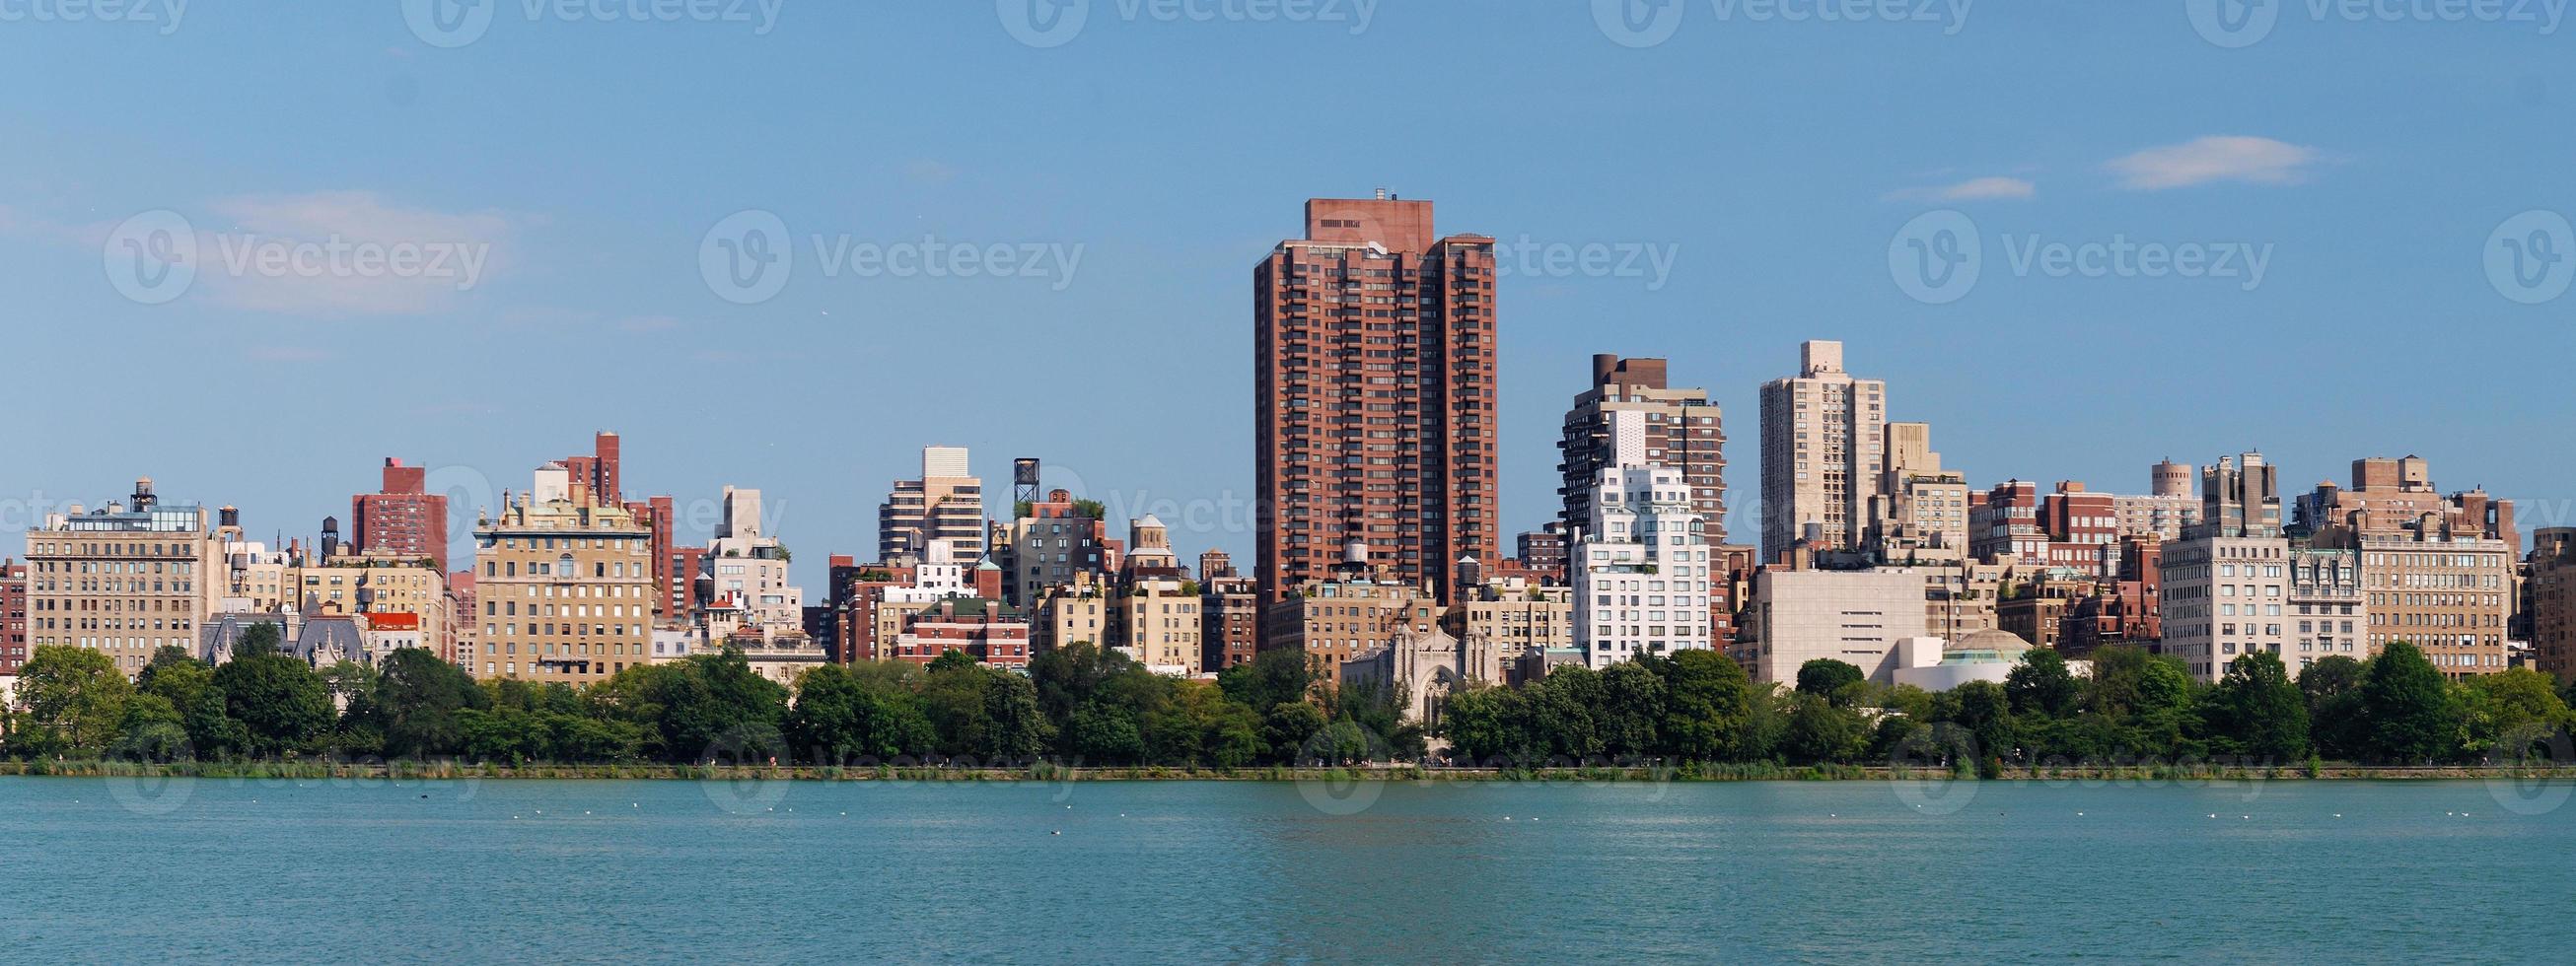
[0,642,1420,768]
[1436,642,2576,769]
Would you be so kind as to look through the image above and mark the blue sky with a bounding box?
[4,2,2572,592]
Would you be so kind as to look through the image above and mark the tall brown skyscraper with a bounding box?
[1557,354,1726,543]
[1254,194,1497,606]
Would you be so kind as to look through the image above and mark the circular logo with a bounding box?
[1888,210,1981,305]
[423,464,499,551]
[403,0,495,48]
[106,771,196,817]
[2485,209,2574,305]
[1593,0,1684,48]
[700,209,793,306]
[103,209,198,306]
[697,727,793,816]
[1293,723,1392,816]
[2186,0,2278,48]
[2482,724,2575,817]
[1887,725,1981,816]
[999,0,1090,48]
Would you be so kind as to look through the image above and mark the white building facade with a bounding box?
[1572,465,1714,666]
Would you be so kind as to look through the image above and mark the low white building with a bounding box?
[1741,568,1932,684]
[1572,465,1714,667]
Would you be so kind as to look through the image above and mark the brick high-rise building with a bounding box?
[1557,354,1726,543]
[1254,194,1498,608]
[1758,340,1887,561]
[1200,575,1259,672]
[2532,528,2576,686]
[352,457,450,573]
[562,432,623,507]
[0,559,27,674]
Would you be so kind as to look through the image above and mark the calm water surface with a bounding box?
[2,775,2565,963]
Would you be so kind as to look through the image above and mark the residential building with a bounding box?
[2162,452,2290,681]
[468,463,656,682]
[351,457,450,573]
[1254,193,1499,607]
[1261,550,1436,688]
[22,479,219,675]
[1738,567,1932,684]
[1031,574,1111,654]
[0,559,27,674]
[1557,354,1726,543]
[881,446,987,562]
[2111,459,2201,541]
[892,597,1032,669]
[1514,527,1568,581]
[1201,575,1260,672]
[2286,545,2366,670]
[1758,340,1887,559]
[1446,577,1574,664]
[1866,422,1968,565]
[1000,488,1116,607]
[2531,528,2576,686]
[703,486,803,631]
[1112,516,1200,675]
[1571,465,1715,666]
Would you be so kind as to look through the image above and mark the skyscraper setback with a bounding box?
[1557,354,1726,545]
[1254,195,1498,606]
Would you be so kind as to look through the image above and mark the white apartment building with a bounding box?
[1572,465,1714,666]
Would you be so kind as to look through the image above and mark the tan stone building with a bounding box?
[1759,340,1888,559]
[2531,528,2576,686]
[22,480,220,675]
[1867,421,1968,564]
[1446,577,1573,664]
[1263,570,1435,688]
[469,465,656,682]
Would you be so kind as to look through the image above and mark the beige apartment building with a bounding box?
[1446,578,1574,663]
[1263,571,1436,688]
[1867,422,1969,564]
[1759,341,1888,560]
[22,480,219,675]
[2161,535,2294,682]
[470,466,657,682]
[880,446,987,562]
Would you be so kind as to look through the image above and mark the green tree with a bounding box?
[1437,685,1528,765]
[2004,648,2082,719]
[921,658,997,758]
[16,646,134,755]
[212,648,334,757]
[632,650,791,764]
[1597,659,1668,757]
[2206,652,2310,761]
[1219,648,1314,713]
[2459,667,2572,756]
[787,663,933,763]
[377,648,488,759]
[1795,658,1867,704]
[1782,693,1867,764]
[112,693,189,762]
[1948,680,2016,762]
[2299,656,2370,761]
[979,671,1053,762]
[1656,649,1757,762]
[1261,701,1327,764]
[2362,642,2463,764]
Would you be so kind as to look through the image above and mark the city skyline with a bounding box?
[5,4,2573,597]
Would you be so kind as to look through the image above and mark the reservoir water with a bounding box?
[3,776,2563,963]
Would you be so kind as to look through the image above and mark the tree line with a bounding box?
[0,626,1412,768]
[1438,642,2576,770]
[9,626,2570,771]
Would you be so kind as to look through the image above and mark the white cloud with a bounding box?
[1885,176,2038,203]
[2106,136,2321,190]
